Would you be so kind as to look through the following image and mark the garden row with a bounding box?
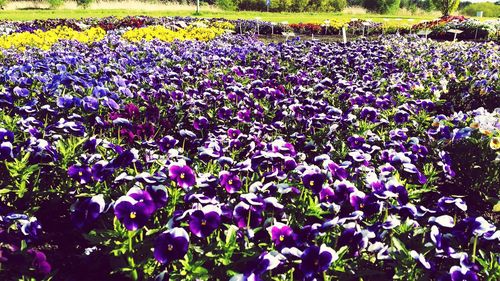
[1,15,499,40]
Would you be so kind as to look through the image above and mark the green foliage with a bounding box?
[216,0,237,11]
[47,0,65,9]
[76,0,93,9]
[292,0,309,12]
[270,0,293,12]
[3,152,40,199]
[431,0,460,16]
[384,0,401,14]
[330,0,347,12]
[363,0,401,14]
[463,3,500,18]
[0,0,8,8]
[237,0,266,11]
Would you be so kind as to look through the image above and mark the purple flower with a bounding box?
[302,171,326,194]
[27,249,51,277]
[219,171,242,194]
[360,107,378,122]
[68,165,93,184]
[394,110,409,123]
[299,244,338,278]
[326,161,348,180]
[410,250,432,269]
[189,205,221,238]
[0,141,13,160]
[169,163,196,190]
[337,227,374,256]
[347,136,365,149]
[114,187,156,231]
[154,227,189,264]
[146,185,168,210]
[0,128,14,143]
[70,194,106,230]
[437,197,467,212]
[193,116,209,130]
[449,265,478,281]
[18,217,42,239]
[233,201,263,229]
[227,128,241,139]
[82,96,99,111]
[267,222,294,249]
[91,161,115,182]
[157,135,178,153]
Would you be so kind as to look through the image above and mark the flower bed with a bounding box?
[412,16,500,40]
[0,19,498,281]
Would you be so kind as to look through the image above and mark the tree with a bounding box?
[292,0,309,12]
[330,0,347,12]
[431,0,460,16]
[363,0,400,14]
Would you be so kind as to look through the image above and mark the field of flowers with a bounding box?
[0,16,499,281]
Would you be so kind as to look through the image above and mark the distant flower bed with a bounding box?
[1,16,497,41]
[122,23,232,42]
[0,26,105,50]
[412,16,500,40]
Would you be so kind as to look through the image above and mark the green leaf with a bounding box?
[0,188,11,194]
[391,236,409,254]
[493,202,500,213]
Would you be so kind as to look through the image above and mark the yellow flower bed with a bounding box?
[0,26,106,51]
[122,23,233,42]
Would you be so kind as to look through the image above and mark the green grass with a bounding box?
[0,8,496,23]
[0,9,494,23]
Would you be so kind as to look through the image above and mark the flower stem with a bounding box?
[472,235,478,263]
[128,231,139,280]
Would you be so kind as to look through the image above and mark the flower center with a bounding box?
[180,173,185,179]
[167,244,173,251]
[130,211,137,219]
[309,180,314,186]
[279,235,284,242]
[201,219,207,226]
[359,203,365,209]
[3,135,8,140]
[314,259,319,266]
[228,179,233,185]
[78,171,83,176]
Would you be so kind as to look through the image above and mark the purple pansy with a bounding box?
[189,205,221,238]
[169,163,196,190]
[67,165,93,184]
[27,249,51,277]
[154,227,190,264]
[302,171,326,194]
[70,194,106,230]
[267,222,295,249]
[146,185,169,210]
[299,244,338,278]
[114,187,156,231]
[219,171,242,194]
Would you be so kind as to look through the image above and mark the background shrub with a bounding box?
[463,2,500,18]
[216,0,237,10]
[76,0,93,9]
[363,0,401,14]
[0,0,8,9]
[47,0,65,9]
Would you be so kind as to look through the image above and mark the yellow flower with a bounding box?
[490,137,500,150]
